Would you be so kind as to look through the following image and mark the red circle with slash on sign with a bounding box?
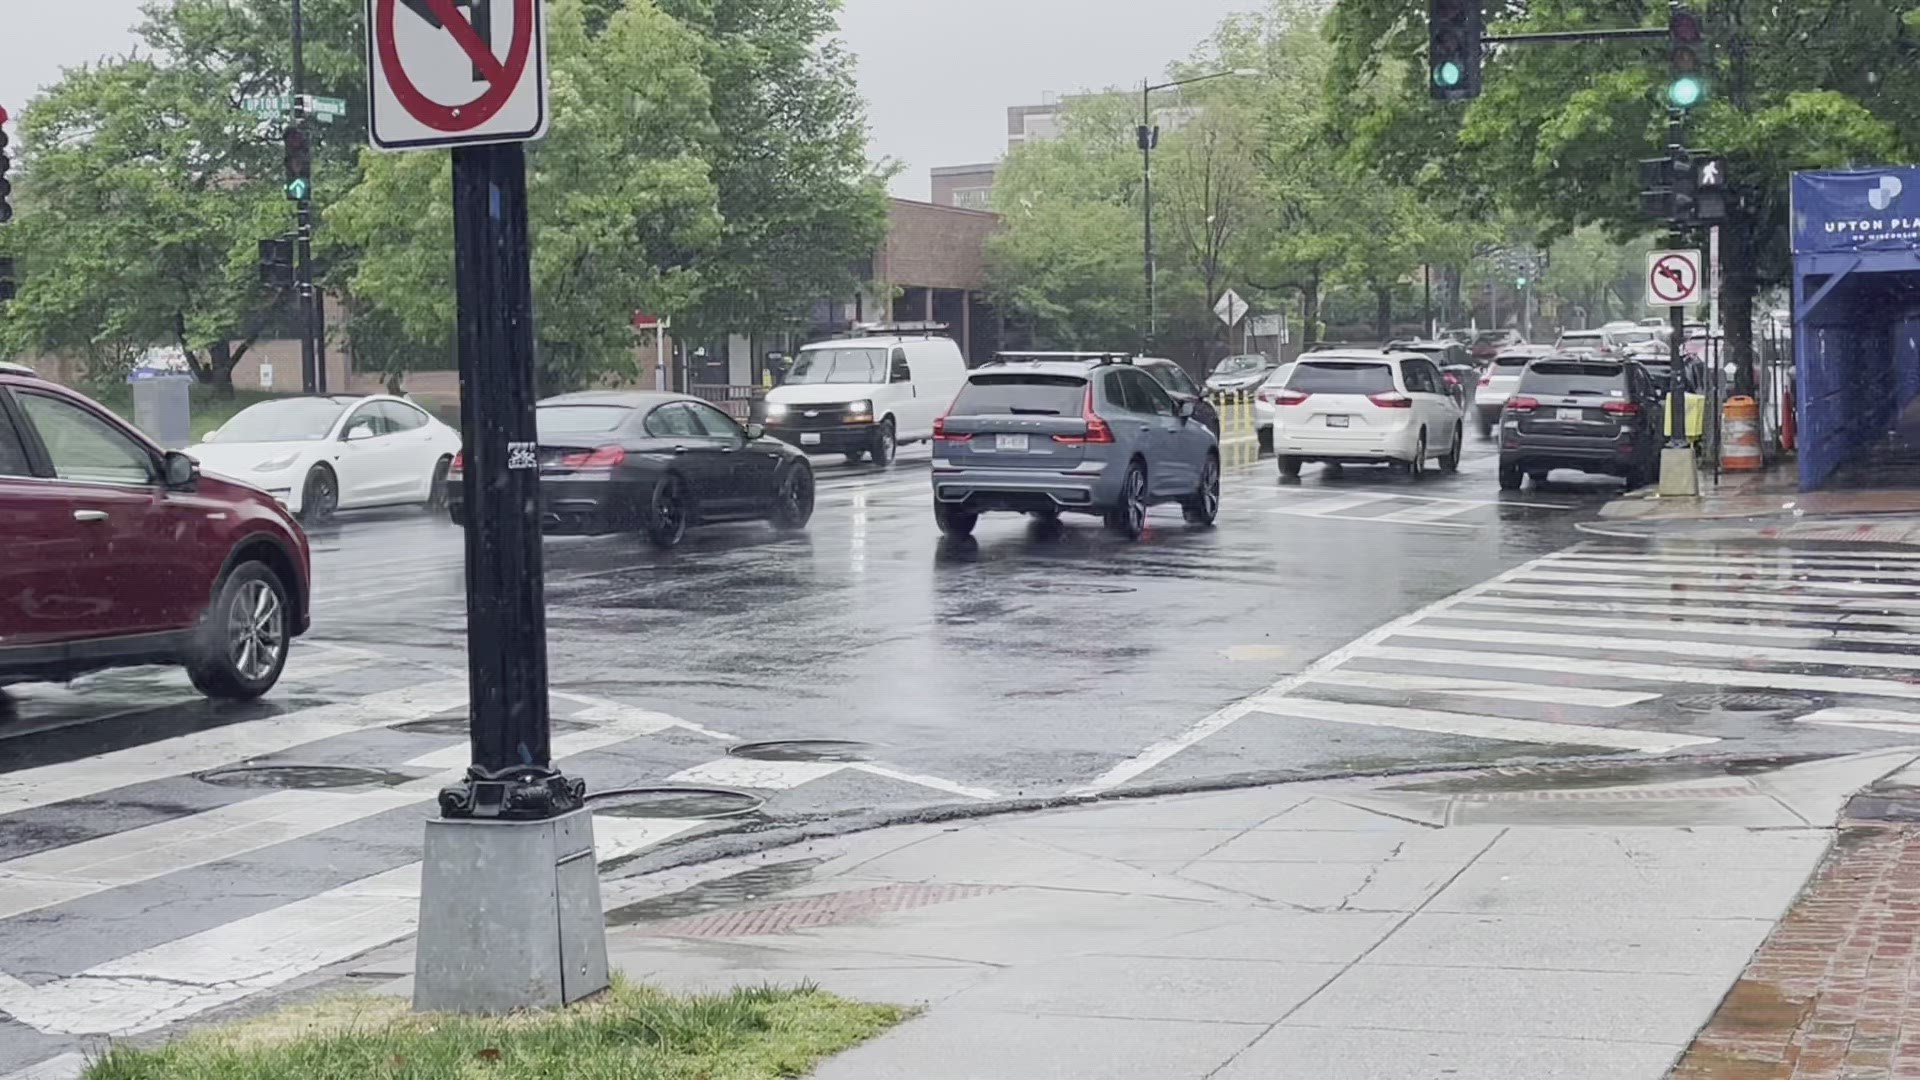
[375,0,534,133]
[1650,254,1698,304]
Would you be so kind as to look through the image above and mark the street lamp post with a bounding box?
[1139,68,1260,354]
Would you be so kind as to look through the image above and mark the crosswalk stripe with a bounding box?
[1395,624,1920,674]
[1430,608,1920,649]
[1486,581,1920,613]
[1366,644,1920,700]
[1796,707,1920,734]
[1277,492,1404,518]
[0,681,470,819]
[1460,594,1920,632]
[1520,569,1915,595]
[1576,546,1920,565]
[1245,695,1715,753]
[1303,669,1660,707]
[1366,500,1487,526]
[1546,556,1920,583]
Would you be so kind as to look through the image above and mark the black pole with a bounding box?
[1140,80,1154,353]
[438,142,580,821]
[1423,265,1433,337]
[1665,111,1690,451]
[291,0,317,395]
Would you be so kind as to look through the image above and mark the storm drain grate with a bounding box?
[727,740,875,763]
[1453,786,1757,803]
[1674,692,1817,714]
[195,764,417,790]
[634,883,1006,939]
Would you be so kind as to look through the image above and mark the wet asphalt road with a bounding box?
[9,438,1920,1070]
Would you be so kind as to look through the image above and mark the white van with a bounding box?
[760,332,969,464]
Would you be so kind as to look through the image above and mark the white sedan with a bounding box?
[188,395,461,525]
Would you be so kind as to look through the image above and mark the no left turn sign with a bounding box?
[366,0,548,151]
[1646,249,1703,308]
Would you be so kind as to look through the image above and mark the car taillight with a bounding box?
[1256,389,1281,404]
[933,415,972,442]
[1506,396,1540,414]
[1602,401,1642,416]
[560,445,625,469]
[1055,385,1116,444]
[1275,388,1310,406]
[1478,376,1493,387]
[1368,392,1413,409]
[449,451,464,477]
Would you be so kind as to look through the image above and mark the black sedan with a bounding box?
[446,391,815,548]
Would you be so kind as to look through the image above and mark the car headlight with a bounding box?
[848,400,872,414]
[764,402,788,418]
[253,453,300,473]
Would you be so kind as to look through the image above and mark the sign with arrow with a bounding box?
[365,0,547,151]
[1646,249,1703,309]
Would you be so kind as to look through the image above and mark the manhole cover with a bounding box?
[587,787,764,819]
[1674,692,1816,714]
[1020,582,1136,596]
[195,764,417,790]
[727,739,875,763]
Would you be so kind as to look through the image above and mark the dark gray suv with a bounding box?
[930,360,1221,539]
[1497,355,1663,490]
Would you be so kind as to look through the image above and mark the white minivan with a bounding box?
[760,333,970,465]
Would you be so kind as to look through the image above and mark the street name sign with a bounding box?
[1646,249,1703,308]
[366,0,548,151]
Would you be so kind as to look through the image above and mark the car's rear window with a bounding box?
[1288,362,1395,394]
[537,405,635,436]
[952,374,1087,416]
[1520,362,1627,396]
[1492,354,1535,369]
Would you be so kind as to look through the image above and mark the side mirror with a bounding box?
[1174,397,1197,420]
[162,450,198,489]
[745,422,766,440]
[345,425,376,442]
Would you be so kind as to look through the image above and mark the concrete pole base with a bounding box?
[413,808,609,1014]
[1657,446,1702,498]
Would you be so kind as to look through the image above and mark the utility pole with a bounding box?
[1139,80,1156,354]
[290,0,326,394]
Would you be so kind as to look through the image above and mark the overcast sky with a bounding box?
[3,0,1257,199]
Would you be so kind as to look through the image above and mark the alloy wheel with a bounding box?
[227,579,285,683]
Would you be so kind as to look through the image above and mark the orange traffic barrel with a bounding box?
[1722,396,1763,472]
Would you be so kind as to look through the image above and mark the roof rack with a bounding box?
[987,351,1135,367]
[1302,341,1384,354]
[849,321,950,338]
[0,361,37,376]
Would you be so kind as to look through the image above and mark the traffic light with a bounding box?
[257,237,294,288]
[281,125,310,202]
[0,104,13,226]
[1667,7,1707,110]
[1668,146,1697,220]
[1638,156,1675,221]
[0,258,16,304]
[1690,155,1728,224]
[1428,0,1483,102]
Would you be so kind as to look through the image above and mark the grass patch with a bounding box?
[81,978,907,1080]
[83,382,280,442]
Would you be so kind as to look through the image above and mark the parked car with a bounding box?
[1388,339,1479,408]
[1497,355,1662,490]
[1203,354,1277,393]
[930,359,1220,540]
[759,332,968,466]
[1252,361,1297,453]
[446,391,814,549]
[0,364,312,700]
[1271,350,1466,479]
[1473,344,1555,438]
[1553,328,1619,358]
[1469,328,1527,361]
[188,394,460,526]
[1135,357,1220,437]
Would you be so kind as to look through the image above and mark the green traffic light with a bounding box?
[1667,76,1704,109]
[1434,61,1462,89]
[285,177,310,201]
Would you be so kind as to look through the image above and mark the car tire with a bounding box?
[1478,412,1495,440]
[1528,470,1551,487]
[934,499,977,537]
[1105,460,1149,539]
[1499,463,1523,491]
[1399,432,1428,480]
[844,450,866,464]
[424,456,452,511]
[186,561,292,701]
[870,419,897,467]
[1277,455,1302,479]
[298,465,337,527]
[1622,467,1645,491]
[1257,428,1273,454]
[1440,424,1462,473]
[645,476,691,549]
[1182,453,1221,527]
[769,464,814,532]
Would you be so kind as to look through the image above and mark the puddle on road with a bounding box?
[195,764,419,790]
[605,857,826,926]
[1674,692,1820,714]
[727,740,876,763]
[587,786,766,819]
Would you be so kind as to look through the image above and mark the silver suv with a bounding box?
[930,359,1221,539]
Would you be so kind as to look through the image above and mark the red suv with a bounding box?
[0,364,312,700]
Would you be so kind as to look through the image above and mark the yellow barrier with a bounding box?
[1660,393,1707,444]
[1207,390,1260,470]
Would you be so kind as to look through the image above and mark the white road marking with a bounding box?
[1303,669,1661,708]
[1394,624,1920,674]
[1272,492,1403,518]
[1366,645,1920,700]
[1460,594,1920,632]
[849,762,998,800]
[1368,499,1490,525]
[1546,556,1920,583]
[1797,707,1920,734]
[1428,608,1920,649]
[588,817,701,862]
[1486,581,1920,613]
[1576,547,1920,565]
[668,758,846,790]
[1519,569,1916,595]
[0,681,470,818]
[1245,696,1715,753]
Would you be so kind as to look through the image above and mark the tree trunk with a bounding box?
[1444,266,1463,328]
[1302,275,1321,346]
[1721,214,1759,395]
[1373,286,1392,341]
[208,340,236,398]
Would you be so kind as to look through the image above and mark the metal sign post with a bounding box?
[366,0,604,1015]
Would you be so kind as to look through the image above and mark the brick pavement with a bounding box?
[1672,825,1920,1080]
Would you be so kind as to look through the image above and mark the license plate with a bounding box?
[1556,408,1584,421]
[1326,415,1350,428]
[996,433,1029,451]
[800,433,821,446]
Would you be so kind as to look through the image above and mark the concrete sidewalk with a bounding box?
[1593,460,1920,545]
[491,750,1915,1079]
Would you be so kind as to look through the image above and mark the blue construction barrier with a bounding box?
[1791,168,1920,489]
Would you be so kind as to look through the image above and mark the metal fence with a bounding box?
[687,384,763,421]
